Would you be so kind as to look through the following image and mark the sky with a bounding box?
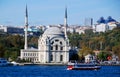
[0,0,120,26]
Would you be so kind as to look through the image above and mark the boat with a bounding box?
[0,58,10,66]
[67,62,101,70]
[11,61,19,66]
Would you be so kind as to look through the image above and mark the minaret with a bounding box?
[64,7,67,39]
[64,7,69,63]
[24,5,28,49]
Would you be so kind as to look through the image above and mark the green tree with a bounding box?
[4,50,10,59]
[112,45,120,59]
[78,46,93,58]
[97,51,111,61]
[68,33,81,48]
[0,44,5,58]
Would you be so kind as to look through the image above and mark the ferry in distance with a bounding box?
[67,62,101,70]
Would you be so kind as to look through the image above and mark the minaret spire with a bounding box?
[65,6,67,19]
[64,6,67,39]
[24,4,28,49]
[64,6,69,63]
[25,5,28,26]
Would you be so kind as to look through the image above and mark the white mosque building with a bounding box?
[20,6,70,64]
[93,16,118,32]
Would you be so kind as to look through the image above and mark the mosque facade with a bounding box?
[20,6,70,64]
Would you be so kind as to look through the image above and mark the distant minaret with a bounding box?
[64,7,67,39]
[64,7,69,63]
[24,5,28,49]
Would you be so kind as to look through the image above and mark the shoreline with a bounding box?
[18,63,67,66]
[98,64,120,66]
[17,63,120,66]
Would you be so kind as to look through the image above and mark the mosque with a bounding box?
[20,6,70,64]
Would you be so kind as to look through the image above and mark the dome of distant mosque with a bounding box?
[106,16,116,23]
[97,17,106,24]
[97,16,116,24]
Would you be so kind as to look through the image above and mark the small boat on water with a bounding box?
[67,62,101,70]
[11,61,19,66]
[0,58,10,66]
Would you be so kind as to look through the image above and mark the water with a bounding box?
[0,65,120,77]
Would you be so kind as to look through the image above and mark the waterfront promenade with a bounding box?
[18,62,120,66]
[18,62,67,66]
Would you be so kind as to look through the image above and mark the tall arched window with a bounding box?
[60,55,63,61]
[55,45,58,50]
[51,46,53,50]
[50,55,53,61]
[60,47,63,50]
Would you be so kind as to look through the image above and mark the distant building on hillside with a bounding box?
[84,18,93,26]
[0,25,24,34]
[25,26,43,36]
[75,26,93,34]
[85,54,95,63]
[93,16,118,32]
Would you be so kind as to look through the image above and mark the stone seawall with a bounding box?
[18,62,120,66]
[18,63,67,66]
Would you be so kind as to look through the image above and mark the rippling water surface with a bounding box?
[0,65,120,77]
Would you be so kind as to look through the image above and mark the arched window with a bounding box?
[24,53,25,56]
[55,45,58,50]
[55,39,59,42]
[60,55,63,61]
[60,47,63,50]
[50,55,53,61]
[51,46,53,50]
[60,41,62,45]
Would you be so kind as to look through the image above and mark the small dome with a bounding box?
[43,27,64,35]
[97,17,106,24]
[106,16,116,23]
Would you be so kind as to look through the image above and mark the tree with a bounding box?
[69,53,79,61]
[68,33,81,48]
[4,50,10,59]
[97,51,111,61]
[0,44,5,58]
[78,46,93,58]
[112,45,120,59]
[28,36,38,48]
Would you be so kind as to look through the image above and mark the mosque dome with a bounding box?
[97,17,106,24]
[106,16,116,23]
[43,27,64,35]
